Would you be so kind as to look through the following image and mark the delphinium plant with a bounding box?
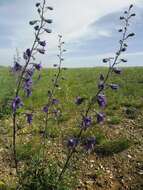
[17,35,68,190]
[11,0,53,177]
[57,4,136,183]
[42,34,66,160]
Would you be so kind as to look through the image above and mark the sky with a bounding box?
[0,0,143,67]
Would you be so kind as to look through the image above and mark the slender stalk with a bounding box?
[57,8,133,182]
[12,0,46,173]
[42,35,65,159]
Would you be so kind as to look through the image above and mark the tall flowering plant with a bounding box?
[8,1,136,188]
[57,4,136,182]
[11,0,53,174]
[42,34,66,159]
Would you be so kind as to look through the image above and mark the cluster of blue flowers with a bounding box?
[11,1,53,124]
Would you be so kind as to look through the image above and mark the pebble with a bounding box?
[127,154,132,159]
[138,170,143,175]
[90,164,94,168]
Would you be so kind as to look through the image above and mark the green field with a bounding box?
[0,67,143,190]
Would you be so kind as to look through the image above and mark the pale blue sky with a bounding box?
[0,0,143,67]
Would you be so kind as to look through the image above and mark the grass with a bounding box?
[1,67,143,111]
[95,138,131,156]
[0,67,143,189]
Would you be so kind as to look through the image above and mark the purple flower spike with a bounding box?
[35,63,42,71]
[97,94,107,108]
[97,112,105,124]
[43,105,49,113]
[26,113,33,124]
[67,138,78,149]
[12,96,23,112]
[84,137,96,151]
[75,96,85,105]
[82,116,92,130]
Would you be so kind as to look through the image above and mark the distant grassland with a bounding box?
[0,67,143,119]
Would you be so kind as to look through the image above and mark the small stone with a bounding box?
[127,154,132,159]
[90,164,94,168]
[138,170,143,175]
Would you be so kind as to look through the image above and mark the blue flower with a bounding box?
[43,105,49,113]
[35,63,42,71]
[12,96,23,112]
[67,138,78,149]
[97,94,107,108]
[82,116,92,130]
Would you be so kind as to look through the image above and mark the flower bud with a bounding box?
[44,19,53,24]
[47,6,54,11]
[44,28,52,33]
[29,20,38,25]
[36,2,40,7]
